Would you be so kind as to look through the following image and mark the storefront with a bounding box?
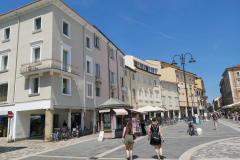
[0,115,8,138]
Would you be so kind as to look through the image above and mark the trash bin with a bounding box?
[197,128,203,135]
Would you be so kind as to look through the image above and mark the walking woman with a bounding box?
[122,122,135,160]
[148,118,165,160]
[140,118,146,135]
[236,112,239,123]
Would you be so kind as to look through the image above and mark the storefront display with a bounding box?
[0,115,8,137]
[103,113,111,131]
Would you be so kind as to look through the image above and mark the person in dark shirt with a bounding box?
[63,120,67,127]
[212,112,218,130]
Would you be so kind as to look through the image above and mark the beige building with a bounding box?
[124,56,161,119]
[195,77,208,114]
[220,64,240,106]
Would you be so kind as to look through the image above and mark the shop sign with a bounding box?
[0,116,3,122]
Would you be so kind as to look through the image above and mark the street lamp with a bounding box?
[171,53,196,118]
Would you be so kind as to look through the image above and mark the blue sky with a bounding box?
[1,0,240,102]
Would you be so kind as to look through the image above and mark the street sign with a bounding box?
[8,111,14,119]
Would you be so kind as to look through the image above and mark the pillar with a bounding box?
[197,107,200,115]
[93,111,96,134]
[121,115,124,129]
[167,111,170,118]
[143,114,146,120]
[191,107,194,116]
[161,112,164,118]
[98,112,100,132]
[68,109,71,129]
[81,112,84,130]
[179,109,181,118]
[173,110,175,116]
[101,113,103,131]
[154,112,156,118]
[111,110,113,130]
[44,109,54,142]
[185,107,188,117]
[149,112,151,118]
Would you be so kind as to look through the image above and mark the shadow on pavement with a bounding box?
[0,147,27,154]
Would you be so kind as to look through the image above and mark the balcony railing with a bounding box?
[111,83,117,90]
[0,96,7,103]
[20,59,79,75]
[95,77,102,84]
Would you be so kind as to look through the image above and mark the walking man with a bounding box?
[212,112,218,130]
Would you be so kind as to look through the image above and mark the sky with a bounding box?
[1,0,240,102]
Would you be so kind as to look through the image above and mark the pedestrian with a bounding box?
[235,112,238,123]
[140,118,146,135]
[148,118,165,160]
[63,120,67,127]
[212,112,218,130]
[122,122,134,160]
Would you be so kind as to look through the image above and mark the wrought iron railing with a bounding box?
[0,96,7,103]
[20,59,79,75]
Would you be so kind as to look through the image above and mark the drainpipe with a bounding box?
[82,22,87,130]
[116,49,119,99]
[107,42,110,98]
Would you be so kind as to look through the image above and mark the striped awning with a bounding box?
[113,109,128,115]
[99,110,110,113]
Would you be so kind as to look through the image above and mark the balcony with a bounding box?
[95,76,102,87]
[110,83,117,90]
[20,59,79,78]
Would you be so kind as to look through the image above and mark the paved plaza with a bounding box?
[1,119,240,160]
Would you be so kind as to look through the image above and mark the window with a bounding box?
[151,68,154,73]
[138,89,142,100]
[86,56,93,75]
[109,48,114,59]
[149,78,151,85]
[62,19,70,37]
[120,77,124,87]
[192,77,195,81]
[155,91,159,102]
[86,35,92,50]
[238,79,240,85]
[61,43,71,72]
[182,93,185,101]
[162,96,166,106]
[175,97,178,106]
[189,76,191,80]
[0,53,8,71]
[86,82,93,98]
[132,89,135,98]
[176,73,179,78]
[180,74,182,79]
[189,85,192,90]
[122,95,124,102]
[3,27,10,40]
[94,36,101,49]
[150,91,153,101]
[138,74,140,81]
[161,84,164,89]
[174,86,177,91]
[168,97,172,106]
[0,82,8,102]
[111,92,114,98]
[33,16,41,31]
[120,57,125,67]
[179,94,181,101]
[109,71,115,83]
[125,86,128,97]
[238,90,240,96]
[236,72,240,76]
[96,87,100,97]
[154,80,157,86]
[144,90,148,100]
[31,41,42,63]
[29,76,40,94]
[124,70,128,77]
[62,77,71,95]
[132,73,135,80]
[143,77,146,83]
[168,85,170,90]
[181,83,184,89]
[95,64,100,77]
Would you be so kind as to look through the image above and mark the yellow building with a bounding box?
[195,77,208,114]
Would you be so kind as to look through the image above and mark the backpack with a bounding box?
[151,124,161,143]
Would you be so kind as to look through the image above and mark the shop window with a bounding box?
[103,113,111,131]
[0,115,8,137]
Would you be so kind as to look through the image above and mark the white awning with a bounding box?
[99,110,110,113]
[137,106,164,112]
[130,109,147,114]
[113,109,128,115]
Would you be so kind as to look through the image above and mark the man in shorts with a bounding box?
[212,112,218,130]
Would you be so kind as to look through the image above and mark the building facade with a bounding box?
[220,64,240,106]
[195,77,208,114]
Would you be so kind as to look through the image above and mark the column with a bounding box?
[185,107,188,117]
[191,107,194,116]
[154,112,156,118]
[101,113,103,131]
[68,109,71,129]
[197,107,200,115]
[111,110,113,130]
[149,112,151,118]
[143,114,146,120]
[98,112,100,132]
[121,115,124,129]
[93,111,96,134]
[45,109,54,142]
[161,112,164,118]
[173,110,175,116]
[167,111,170,118]
[179,109,181,118]
[81,112,84,130]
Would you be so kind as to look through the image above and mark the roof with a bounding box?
[228,64,240,68]
[176,69,197,76]
[96,98,133,110]
[125,65,136,72]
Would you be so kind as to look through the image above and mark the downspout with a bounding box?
[13,10,20,104]
[83,22,87,129]
[116,49,119,99]
[107,42,110,98]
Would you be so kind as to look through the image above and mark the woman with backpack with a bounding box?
[122,122,135,160]
[148,118,165,160]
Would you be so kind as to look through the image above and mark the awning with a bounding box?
[137,106,164,112]
[99,110,110,113]
[130,109,147,114]
[113,109,128,115]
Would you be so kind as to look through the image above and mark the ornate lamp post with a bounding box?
[171,53,196,117]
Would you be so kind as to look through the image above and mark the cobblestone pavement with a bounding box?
[0,134,98,160]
